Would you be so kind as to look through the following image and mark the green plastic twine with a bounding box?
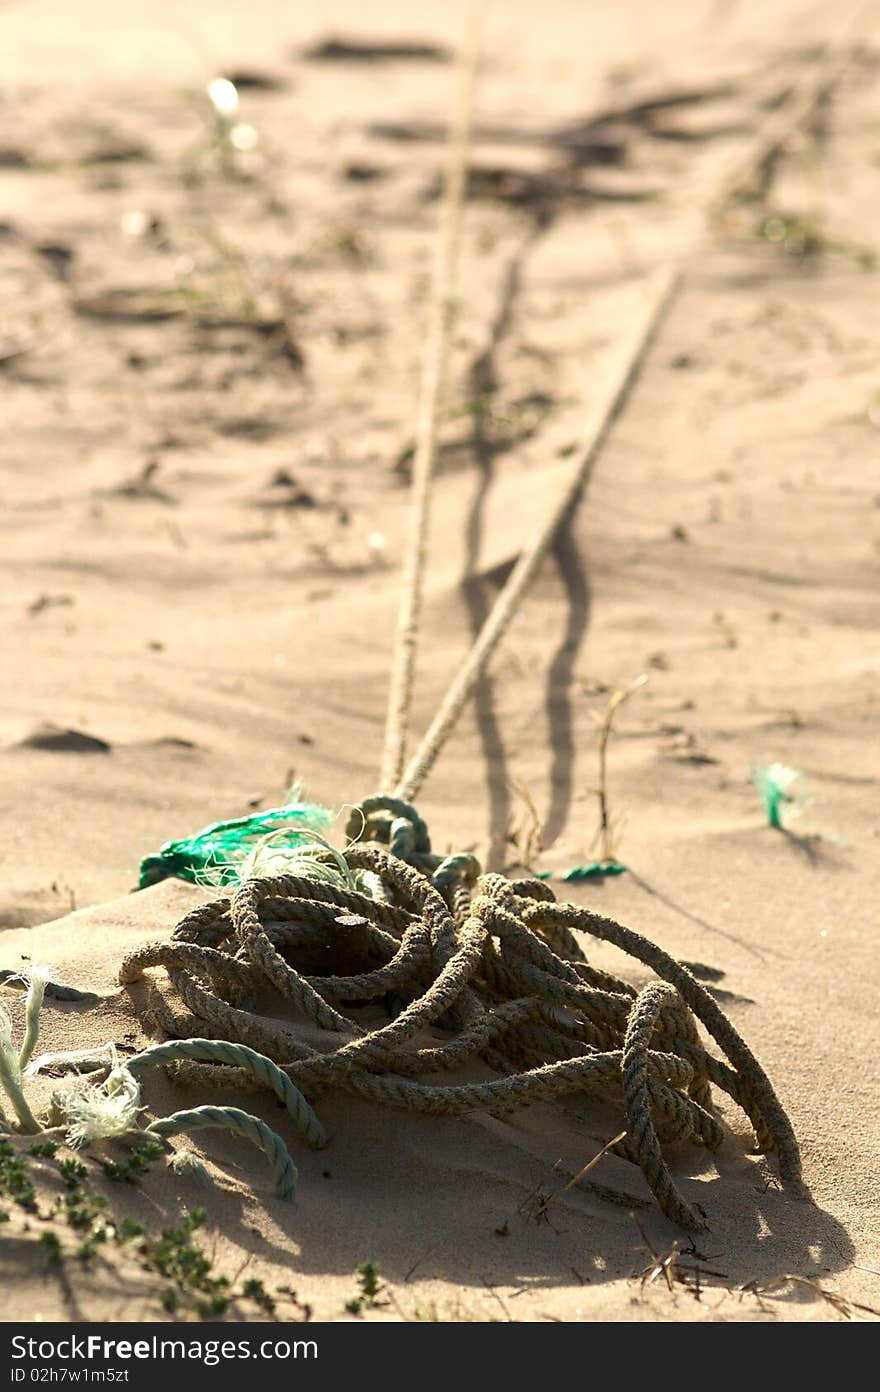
[138,800,333,889]
[536,862,627,882]
[752,764,803,829]
[562,861,627,881]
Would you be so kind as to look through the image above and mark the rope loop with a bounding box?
[346,796,432,856]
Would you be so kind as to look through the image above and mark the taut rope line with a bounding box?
[380,1,486,792]
[395,267,680,804]
[389,32,871,806]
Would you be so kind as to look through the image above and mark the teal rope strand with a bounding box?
[146,1105,298,1202]
[0,1065,40,1134]
[126,1039,327,1148]
[0,970,94,1003]
[0,1006,40,1134]
[18,974,48,1071]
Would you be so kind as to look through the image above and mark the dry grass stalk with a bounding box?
[533,1128,627,1218]
[632,1216,729,1302]
[737,1274,880,1321]
[506,775,545,870]
[590,674,647,861]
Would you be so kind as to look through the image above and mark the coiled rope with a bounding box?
[120,797,804,1231]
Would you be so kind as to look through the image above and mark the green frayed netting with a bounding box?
[752,764,803,830]
[138,802,333,889]
[536,862,627,882]
[562,861,627,881]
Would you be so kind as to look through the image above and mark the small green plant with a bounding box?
[116,1216,146,1243]
[0,1142,37,1211]
[276,1285,313,1321]
[0,1142,290,1319]
[77,1225,110,1263]
[39,1230,61,1262]
[29,1141,59,1159]
[242,1278,276,1316]
[58,1157,88,1190]
[64,1191,94,1231]
[345,1261,383,1314]
[137,1210,230,1318]
[357,1262,381,1303]
[161,1289,179,1315]
[102,1139,164,1183]
[197,1294,230,1318]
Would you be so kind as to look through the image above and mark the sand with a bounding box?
[1,0,878,1322]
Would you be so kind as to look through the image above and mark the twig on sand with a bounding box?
[712,15,871,216]
[631,1216,729,1299]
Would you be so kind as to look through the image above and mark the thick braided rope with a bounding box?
[164,968,315,1063]
[121,818,804,1227]
[291,1047,696,1112]
[126,1039,326,1148]
[520,900,803,1192]
[233,880,355,1033]
[622,983,707,1232]
[174,884,413,946]
[146,1105,298,1202]
[119,940,253,1003]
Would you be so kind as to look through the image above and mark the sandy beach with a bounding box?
[1,0,878,1322]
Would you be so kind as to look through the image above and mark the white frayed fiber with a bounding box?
[59,1066,141,1148]
[239,827,364,891]
[26,1042,119,1079]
